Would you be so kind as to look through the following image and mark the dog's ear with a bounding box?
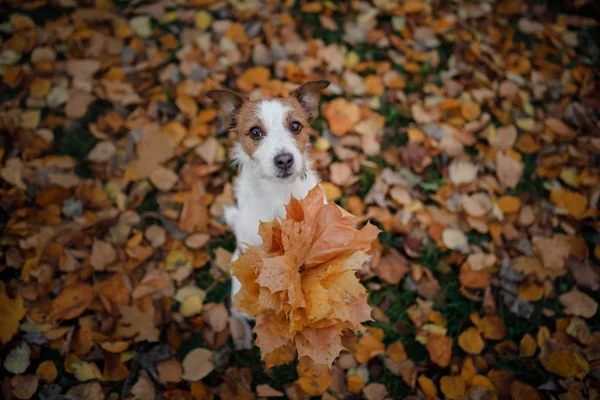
[290,80,330,121]
[206,89,247,129]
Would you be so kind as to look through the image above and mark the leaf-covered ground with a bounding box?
[1,0,600,399]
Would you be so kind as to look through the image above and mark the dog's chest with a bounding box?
[234,172,319,249]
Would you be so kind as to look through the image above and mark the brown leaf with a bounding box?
[116,304,160,342]
[51,283,94,320]
[559,289,598,318]
[90,239,116,271]
[496,151,524,189]
[375,252,410,285]
[157,358,183,383]
[11,374,39,400]
[426,334,453,367]
[203,303,229,332]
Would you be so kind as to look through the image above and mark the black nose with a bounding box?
[274,153,294,170]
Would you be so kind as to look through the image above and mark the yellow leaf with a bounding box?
[296,363,332,396]
[194,10,213,30]
[543,350,589,379]
[176,95,198,117]
[418,376,438,399]
[320,181,342,201]
[36,360,58,383]
[563,191,588,218]
[347,374,366,393]
[70,361,103,381]
[519,334,536,358]
[365,75,384,96]
[458,327,485,354]
[461,103,481,121]
[497,195,521,214]
[460,358,476,385]
[324,98,361,136]
[480,315,507,341]
[440,376,466,400]
[518,282,544,301]
[0,284,26,344]
[471,375,495,391]
[237,66,270,88]
[386,341,408,362]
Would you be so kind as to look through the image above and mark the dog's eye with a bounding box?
[249,127,263,140]
[290,121,302,134]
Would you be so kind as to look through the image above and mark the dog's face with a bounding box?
[207,80,330,181]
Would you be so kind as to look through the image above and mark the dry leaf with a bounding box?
[181,348,215,381]
[51,283,94,320]
[0,285,26,344]
[232,186,379,367]
[426,334,453,367]
[543,350,589,379]
[440,375,466,400]
[376,252,410,285]
[90,239,116,271]
[496,151,524,189]
[559,289,598,318]
[11,374,39,400]
[458,327,484,354]
[116,304,160,342]
[36,361,58,383]
[324,98,360,136]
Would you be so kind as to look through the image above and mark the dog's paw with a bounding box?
[229,313,254,350]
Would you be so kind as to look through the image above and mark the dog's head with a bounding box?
[207,80,330,181]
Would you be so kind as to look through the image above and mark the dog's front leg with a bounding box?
[229,247,255,350]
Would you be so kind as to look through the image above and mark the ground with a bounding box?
[0,0,599,399]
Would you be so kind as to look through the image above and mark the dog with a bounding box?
[206,80,330,348]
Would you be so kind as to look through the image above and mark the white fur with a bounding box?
[224,99,323,322]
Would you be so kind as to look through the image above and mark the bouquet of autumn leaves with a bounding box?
[231,186,380,368]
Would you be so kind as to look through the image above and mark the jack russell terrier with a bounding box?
[207,80,330,348]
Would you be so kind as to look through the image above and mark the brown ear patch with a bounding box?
[206,89,247,129]
[234,101,263,157]
[289,80,330,121]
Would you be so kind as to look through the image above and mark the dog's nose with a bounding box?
[274,153,294,170]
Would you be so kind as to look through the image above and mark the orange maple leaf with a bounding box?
[231,185,380,367]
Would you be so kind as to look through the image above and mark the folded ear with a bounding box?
[290,80,330,121]
[206,89,247,128]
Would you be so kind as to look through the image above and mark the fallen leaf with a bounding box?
[11,374,39,400]
[157,358,183,383]
[440,375,466,400]
[181,348,215,381]
[324,98,361,136]
[496,151,524,189]
[51,283,94,320]
[376,252,410,285]
[520,334,536,357]
[36,360,58,383]
[90,239,116,271]
[543,350,589,379]
[559,289,598,318]
[426,334,453,367]
[458,327,484,354]
[116,304,160,342]
[4,343,31,374]
[0,284,26,344]
[442,228,468,251]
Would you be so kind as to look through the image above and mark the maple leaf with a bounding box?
[232,185,379,367]
[116,304,160,343]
